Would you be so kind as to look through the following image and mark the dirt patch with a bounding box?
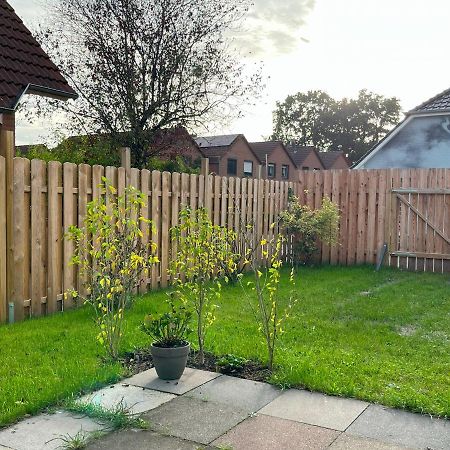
[122,348,271,383]
[397,325,417,337]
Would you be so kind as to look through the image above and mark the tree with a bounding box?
[272,89,401,163]
[32,0,260,168]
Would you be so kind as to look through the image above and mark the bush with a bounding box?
[169,207,236,365]
[280,195,340,265]
[67,179,158,359]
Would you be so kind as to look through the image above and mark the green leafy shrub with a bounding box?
[280,195,340,265]
[170,207,237,365]
[67,179,158,359]
[216,354,248,374]
[140,294,193,347]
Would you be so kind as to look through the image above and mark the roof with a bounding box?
[195,134,241,148]
[408,88,450,115]
[318,151,346,169]
[0,0,77,112]
[286,145,318,168]
[249,141,281,163]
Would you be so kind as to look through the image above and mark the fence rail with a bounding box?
[0,157,449,323]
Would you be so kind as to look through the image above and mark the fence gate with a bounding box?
[387,188,450,273]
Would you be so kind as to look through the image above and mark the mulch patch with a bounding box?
[122,348,271,383]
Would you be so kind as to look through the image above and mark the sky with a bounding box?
[9,0,450,145]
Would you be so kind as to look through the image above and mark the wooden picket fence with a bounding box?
[0,156,448,323]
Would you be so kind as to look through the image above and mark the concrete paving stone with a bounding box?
[79,383,175,414]
[259,389,369,431]
[143,395,248,445]
[212,413,340,450]
[85,429,216,450]
[0,411,105,450]
[346,405,450,450]
[329,434,413,449]
[123,367,221,395]
[187,375,282,413]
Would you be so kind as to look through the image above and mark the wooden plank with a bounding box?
[77,164,90,300]
[198,174,205,208]
[205,174,213,219]
[189,174,197,211]
[170,172,181,283]
[234,177,241,232]
[181,173,189,209]
[11,158,26,321]
[338,170,350,265]
[392,188,450,194]
[228,177,235,230]
[140,169,151,293]
[397,169,411,269]
[330,171,340,265]
[347,170,358,265]
[47,161,63,314]
[415,169,428,271]
[0,157,5,322]
[31,159,45,316]
[221,177,228,227]
[321,170,332,264]
[160,172,170,288]
[63,163,77,310]
[151,171,161,289]
[213,176,221,226]
[391,251,450,260]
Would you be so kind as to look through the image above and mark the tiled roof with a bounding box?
[0,0,77,111]
[195,134,241,148]
[318,151,345,169]
[409,88,450,115]
[249,141,281,164]
[286,145,317,168]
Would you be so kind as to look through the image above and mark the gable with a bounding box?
[358,114,450,169]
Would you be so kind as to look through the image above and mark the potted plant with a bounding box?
[140,295,193,380]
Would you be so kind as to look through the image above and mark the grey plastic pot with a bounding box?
[151,342,190,380]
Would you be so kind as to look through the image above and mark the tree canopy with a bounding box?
[32,0,260,167]
[271,90,401,163]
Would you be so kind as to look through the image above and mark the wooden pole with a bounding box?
[0,112,15,323]
[120,147,131,186]
[201,157,209,177]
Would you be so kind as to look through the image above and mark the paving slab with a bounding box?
[346,405,450,450]
[143,395,248,445]
[85,429,216,450]
[123,367,221,395]
[329,434,412,449]
[0,411,104,450]
[187,375,281,413]
[212,413,340,450]
[79,383,175,414]
[259,389,368,431]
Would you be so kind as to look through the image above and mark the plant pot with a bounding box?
[150,342,190,380]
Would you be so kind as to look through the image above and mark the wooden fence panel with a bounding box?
[0,157,6,322]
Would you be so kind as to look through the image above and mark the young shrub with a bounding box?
[239,232,297,372]
[280,195,340,265]
[170,207,236,365]
[67,179,158,360]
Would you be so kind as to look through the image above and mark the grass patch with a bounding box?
[0,265,449,426]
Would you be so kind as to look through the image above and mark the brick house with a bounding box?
[195,134,261,178]
[249,141,297,182]
[287,146,325,174]
[318,151,350,170]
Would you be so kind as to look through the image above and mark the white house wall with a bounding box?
[360,115,450,169]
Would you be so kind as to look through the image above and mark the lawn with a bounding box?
[0,265,449,427]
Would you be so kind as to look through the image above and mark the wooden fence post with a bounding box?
[0,156,6,322]
[120,147,131,186]
[201,157,209,177]
[0,113,15,323]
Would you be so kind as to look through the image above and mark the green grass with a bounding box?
[0,266,449,427]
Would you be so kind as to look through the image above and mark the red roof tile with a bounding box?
[0,0,77,111]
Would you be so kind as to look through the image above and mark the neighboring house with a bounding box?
[195,134,261,178]
[249,141,297,182]
[286,146,325,173]
[0,0,77,140]
[355,88,450,169]
[318,151,350,170]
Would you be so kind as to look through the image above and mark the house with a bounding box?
[318,151,350,170]
[0,0,77,156]
[195,134,261,178]
[355,88,450,169]
[249,141,297,182]
[286,146,324,172]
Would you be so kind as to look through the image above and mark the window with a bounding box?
[303,166,310,171]
[243,160,253,176]
[281,165,289,179]
[227,158,237,175]
[267,163,276,178]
